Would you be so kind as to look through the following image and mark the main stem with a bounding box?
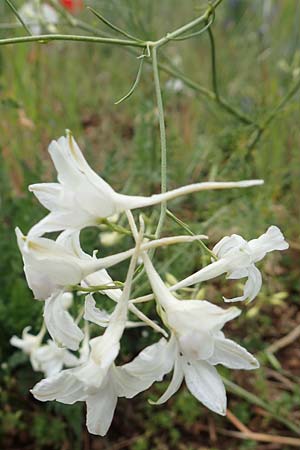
[152,46,167,239]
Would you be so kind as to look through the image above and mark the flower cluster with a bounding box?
[12,132,288,435]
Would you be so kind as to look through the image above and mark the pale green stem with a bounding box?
[0,34,145,47]
[152,46,167,239]
[154,0,223,48]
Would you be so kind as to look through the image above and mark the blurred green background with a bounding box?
[0,0,300,449]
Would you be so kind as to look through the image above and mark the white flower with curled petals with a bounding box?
[44,291,84,351]
[33,340,79,377]
[10,326,78,376]
[32,223,164,436]
[10,326,45,371]
[143,254,259,414]
[170,226,289,303]
[28,132,263,236]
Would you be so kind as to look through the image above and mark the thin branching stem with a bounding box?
[152,46,167,239]
[0,34,145,47]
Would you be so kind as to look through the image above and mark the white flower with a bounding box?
[10,325,78,376]
[10,326,45,370]
[18,1,58,35]
[44,291,84,351]
[170,226,289,303]
[143,254,259,414]
[33,340,79,377]
[16,227,197,301]
[32,220,156,435]
[28,132,263,236]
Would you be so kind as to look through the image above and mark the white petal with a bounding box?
[184,359,226,415]
[84,268,122,303]
[166,300,241,335]
[224,265,262,303]
[249,226,289,262]
[227,268,249,279]
[44,291,84,351]
[31,371,86,404]
[29,183,62,211]
[151,356,184,405]
[115,338,175,398]
[48,138,81,187]
[86,379,118,436]
[213,234,246,258]
[84,295,110,327]
[179,330,215,360]
[28,210,94,237]
[208,337,259,370]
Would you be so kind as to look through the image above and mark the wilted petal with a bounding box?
[86,379,118,436]
[44,291,84,351]
[208,337,259,370]
[183,359,226,415]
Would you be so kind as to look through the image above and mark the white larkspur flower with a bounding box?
[10,326,45,371]
[33,340,79,377]
[143,254,259,414]
[16,227,199,301]
[28,132,263,236]
[18,1,58,35]
[32,221,152,435]
[44,291,84,351]
[170,226,289,303]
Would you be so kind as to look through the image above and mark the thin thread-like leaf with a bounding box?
[5,0,32,35]
[115,53,145,104]
[87,6,141,42]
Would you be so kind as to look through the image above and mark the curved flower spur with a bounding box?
[28,131,263,237]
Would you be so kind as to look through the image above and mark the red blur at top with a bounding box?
[60,0,84,13]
